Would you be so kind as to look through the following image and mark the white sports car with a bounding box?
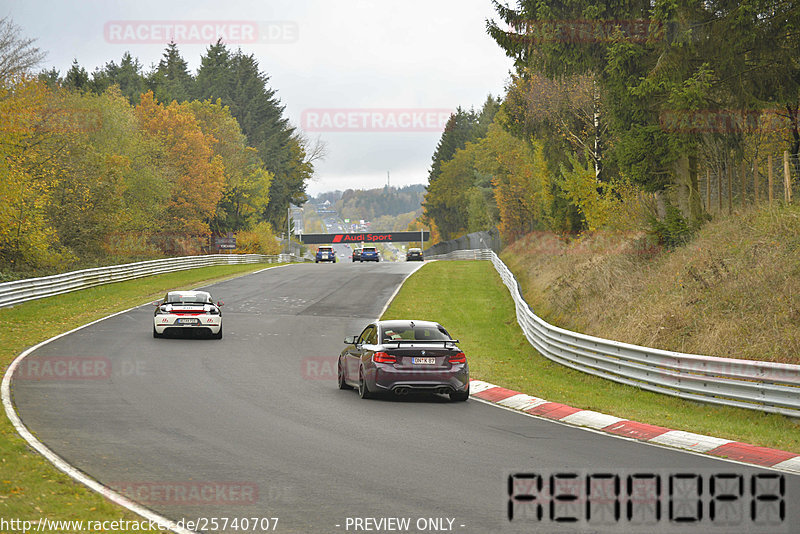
[152,290,223,339]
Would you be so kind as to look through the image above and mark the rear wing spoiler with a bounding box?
[386,339,459,348]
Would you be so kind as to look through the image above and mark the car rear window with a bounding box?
[382,325,450,342]
[166,293,211,304]
[362,247,377,252]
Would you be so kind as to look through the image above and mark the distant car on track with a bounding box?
[153,290,223,339]
[406,248,424,261]
[352,248,362,262]
[316,246,336,263]
[360,246,379,262]
[338,320,469,401]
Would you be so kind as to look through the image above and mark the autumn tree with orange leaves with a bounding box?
[135,91,225,235]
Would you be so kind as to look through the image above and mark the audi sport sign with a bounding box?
[300,232,430,244]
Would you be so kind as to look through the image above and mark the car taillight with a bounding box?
[373,352,396,363]
[448,352,466,364]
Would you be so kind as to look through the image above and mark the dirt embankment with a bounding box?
[501,205,800,364]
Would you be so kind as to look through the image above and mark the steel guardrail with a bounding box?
[0,253,309,309]
[428,249,800,417]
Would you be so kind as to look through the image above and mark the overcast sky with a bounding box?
[5,0,514,196]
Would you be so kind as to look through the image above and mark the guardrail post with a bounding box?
[785,150,793,204]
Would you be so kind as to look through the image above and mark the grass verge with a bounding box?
[381,260,800,453]
[0,262,279,532]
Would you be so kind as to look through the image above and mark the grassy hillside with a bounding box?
[501,204,800,364]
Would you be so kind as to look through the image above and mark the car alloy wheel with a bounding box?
[358,368,372,399]
[338,361,352,390]
[449,389,469,402]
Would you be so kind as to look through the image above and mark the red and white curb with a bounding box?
[468,379,800,475]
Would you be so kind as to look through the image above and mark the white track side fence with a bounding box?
[428,249,800,417]
[0,253,308,309]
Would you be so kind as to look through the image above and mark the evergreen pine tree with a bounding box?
[149,42,194,104]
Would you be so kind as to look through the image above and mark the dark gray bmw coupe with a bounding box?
[338,320,469,401]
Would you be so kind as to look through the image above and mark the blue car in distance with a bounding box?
[316,246,336,263]
[360,246,379,262]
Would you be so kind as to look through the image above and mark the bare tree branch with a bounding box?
[0,16,46,84]
[300,133,327,165]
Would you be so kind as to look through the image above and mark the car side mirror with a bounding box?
[152,300,162,306]
[344,336,357,344]
[217,301,224,307]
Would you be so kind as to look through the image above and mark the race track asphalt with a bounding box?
[11,262,799,533]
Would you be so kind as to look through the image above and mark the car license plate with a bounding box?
[178,318,198,324]
[413,357,436,365]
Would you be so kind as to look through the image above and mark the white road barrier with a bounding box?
[428,249,800,417]
[0,253,308,309]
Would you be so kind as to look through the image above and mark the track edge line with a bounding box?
[0,267,289,533]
